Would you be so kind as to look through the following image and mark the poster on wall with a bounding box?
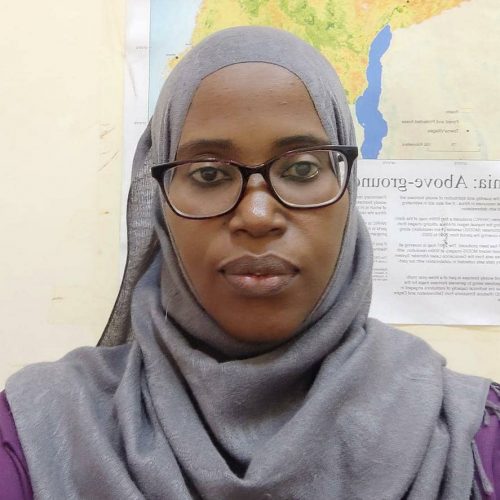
[123,0,500,325]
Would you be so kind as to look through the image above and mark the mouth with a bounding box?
[218,254,299,297]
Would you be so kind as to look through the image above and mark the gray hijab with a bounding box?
[6,26,490,499]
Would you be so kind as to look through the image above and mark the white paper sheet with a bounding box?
[358,160,500,324]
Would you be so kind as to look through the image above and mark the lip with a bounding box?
[218,254,299,297]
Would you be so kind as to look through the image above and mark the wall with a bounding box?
[0,1,498,387]
[0,1,125,385]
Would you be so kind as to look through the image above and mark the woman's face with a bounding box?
[165,63,349,343]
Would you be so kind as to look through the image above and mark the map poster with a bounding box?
[124,0,500,324]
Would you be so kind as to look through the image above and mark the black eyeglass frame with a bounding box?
[151,144,358,219]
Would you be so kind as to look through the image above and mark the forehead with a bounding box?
[177,62,329,159]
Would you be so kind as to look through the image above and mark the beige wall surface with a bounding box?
[0,1,125,385]
[0,2,498,388]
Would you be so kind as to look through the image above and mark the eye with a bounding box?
[281,161,320,181]
[189,164,233,185]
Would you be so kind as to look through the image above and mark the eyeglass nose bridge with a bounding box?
[233,161,285,209]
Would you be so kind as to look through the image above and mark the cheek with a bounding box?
[300,196,349,276]
[164,210,220,281]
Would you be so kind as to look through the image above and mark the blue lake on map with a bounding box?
[355,25,392,159]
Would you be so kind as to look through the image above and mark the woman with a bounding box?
[1,26,498,499]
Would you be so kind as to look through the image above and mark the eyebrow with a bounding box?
[176,139,234,158]
[273,134,329,149]
[177,134,329,158]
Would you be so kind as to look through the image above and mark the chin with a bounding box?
[220,317,300,344]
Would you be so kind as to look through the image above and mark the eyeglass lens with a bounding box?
[164,149,348,217]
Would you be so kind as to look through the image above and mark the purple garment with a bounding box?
[475,386,500,499]
[0,388,498,499]
[0,392,33,500]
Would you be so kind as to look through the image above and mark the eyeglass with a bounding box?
[151,145,358,219]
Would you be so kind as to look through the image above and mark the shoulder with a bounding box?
[4,343,135,438]
[368,320,491,427]
[366,318,444,357]
[6,343,133,396]
[364,319,447,379]
[474,384,500,498]
[2,344,137,498]
[0,391,33,499]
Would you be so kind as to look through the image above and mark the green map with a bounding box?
[149,0,500,160]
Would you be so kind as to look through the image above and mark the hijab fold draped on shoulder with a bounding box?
[6,26,490,499]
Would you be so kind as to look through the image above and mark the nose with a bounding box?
[228,174,287,238]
